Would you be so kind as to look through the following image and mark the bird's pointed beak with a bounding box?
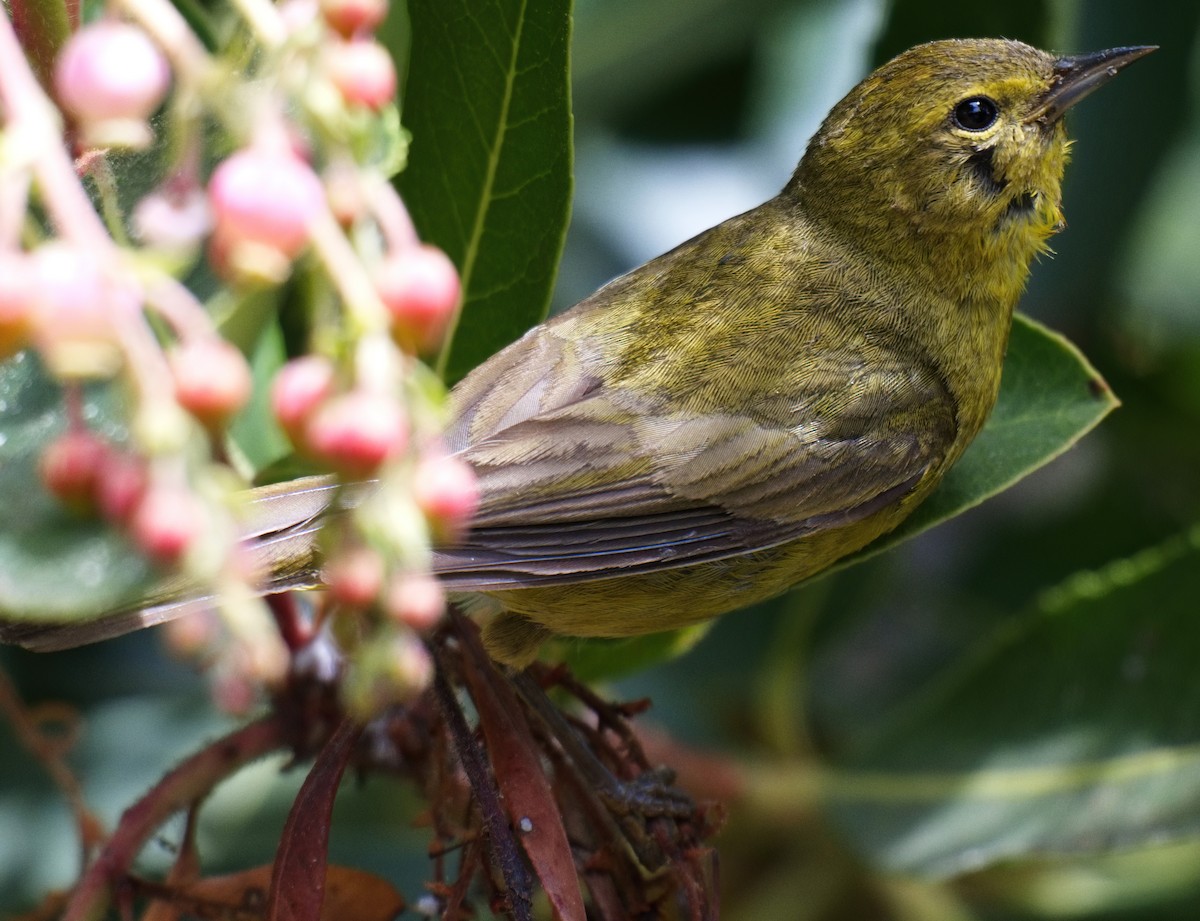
[1027,45,1158,124]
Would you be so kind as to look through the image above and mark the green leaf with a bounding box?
[844,313,1119,568]
[822,524,1200,878]
[226,321,292,478]
[549,623,713,685]
[398,0,573,385]
[0,354,156,624]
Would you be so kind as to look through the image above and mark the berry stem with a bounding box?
[83,154,132,245]
[308,208,389,333]
[113,0,211,85]
[367,174,420,251]
[140,270,217,340]
[0,13,113,250]
[226,0,287,49]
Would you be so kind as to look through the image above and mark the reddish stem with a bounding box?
[62,715,289,921]
[267,592,310,651]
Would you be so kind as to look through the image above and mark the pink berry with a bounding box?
[208,147,325,259]
[97,452,148,524]
[161,606,219,657]
[0,252,34,360]
[325,39,396,111]
[39,430,110,513]
[169,338,252,429]
[133,184,212,252]
[131,486,203,564]
[385,571,445,631]
[54,23,170,147]
[320,0,387,37]
[324,546,385,608]
[413,453,478,537]
[212,669,257,715]
[271,355,337,445]
[29,243,129,378]
[374,246,460,353]
[305,390,407,476]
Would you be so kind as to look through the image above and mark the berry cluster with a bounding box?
[2,0,474,713]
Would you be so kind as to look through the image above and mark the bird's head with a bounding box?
[790,39,1154,269]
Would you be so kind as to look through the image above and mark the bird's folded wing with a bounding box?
[433,362,956,590]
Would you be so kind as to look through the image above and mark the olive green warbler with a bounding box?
[6,39,1154,662]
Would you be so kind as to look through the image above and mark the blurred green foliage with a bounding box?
[5,0,1200,918]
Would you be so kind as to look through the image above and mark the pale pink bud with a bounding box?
[54,22,170,148]
[161,607,219,657]
[413,453,478,538]
[39,430,110,513]
[385,571,445,631]
[29,243,130,378]
[375,246,460,354]
[133,185,212,252]
[344,629,433,716]
[131,486,203,564]
[271,355,337,445]
[320,0,387,37]
[97,452,148,524]
[325,39,396,111]
[324,546,385,608]
[212,668,257,715]
[169,338,252,429]
[208,147,325,259]
[305,390,408,476]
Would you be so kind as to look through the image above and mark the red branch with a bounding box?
[62,715,290,921]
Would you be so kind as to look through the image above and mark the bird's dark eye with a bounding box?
[953,97,999,131]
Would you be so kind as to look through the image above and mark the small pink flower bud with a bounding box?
[375,246,460,354]
[271,355,337,445]
[97,452,148,524]
[325,39,396,111]
[39,430,110,513]
[320,0,387,37]
[413,453,478,538]
[131,486,203,564]
[29,243,131,378]
[208,147,325,259]
[323,163,365,228]
[305,390,408,476]
[343,629,433,716]
[0,252,34,360]
[385,571,445,631]
[324,546,385,609]
[54,22,170,148]
[169,338,252,430]
[161,606,219,657]
[133,184,212,252]
[212,667,257,715]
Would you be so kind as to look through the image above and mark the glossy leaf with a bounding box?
[824,525,1200,878]
[846,313,1118,567]
[400,0,573,385]
[0,354,156,624]
[226,321,292,478]
[267,718,362,921]
[458,626,585,921]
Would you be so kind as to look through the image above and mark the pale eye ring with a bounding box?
[953,96,999,131]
